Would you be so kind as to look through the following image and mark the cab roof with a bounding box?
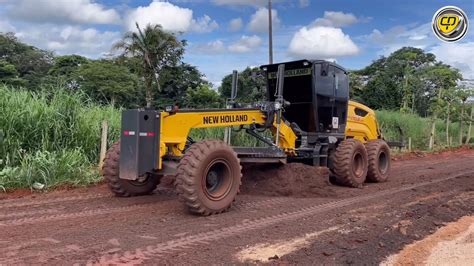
[260,59,347,73]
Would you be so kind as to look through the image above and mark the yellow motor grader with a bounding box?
[103,60,391,215]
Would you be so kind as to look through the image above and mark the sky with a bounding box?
[0,0,473,87]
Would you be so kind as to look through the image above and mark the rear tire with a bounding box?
[102,141,159,197]
[331,139,368,188]
[174,140,242,216]
[365,140,391,182]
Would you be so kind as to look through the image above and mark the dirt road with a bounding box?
[1,149,473,264]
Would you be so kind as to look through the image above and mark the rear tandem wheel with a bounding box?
[331,139,368,188]
[365,139,391,182]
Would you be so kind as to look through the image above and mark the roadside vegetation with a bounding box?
[0,27,472,190]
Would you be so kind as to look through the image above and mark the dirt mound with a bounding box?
[240,163,335,197]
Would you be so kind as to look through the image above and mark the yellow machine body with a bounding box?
[157,108,297,169]
[346,101,381,142]
[155,100,379,170]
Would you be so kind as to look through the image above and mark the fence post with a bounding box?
[408,137,412,152]
[99,120,108,170]
[466,104,473,145]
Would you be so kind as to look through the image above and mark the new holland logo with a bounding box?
[432,6,469,42]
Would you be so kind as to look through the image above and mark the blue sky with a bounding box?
[1,0,473,86]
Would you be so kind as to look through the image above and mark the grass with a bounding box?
[0,85,471,190]
[0,149,100,189]
[376,110,471,150]
[0,85,120,189]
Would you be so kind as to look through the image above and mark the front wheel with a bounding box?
[330,139,368,188]
[102,142,159,197]
[174,140,242,216]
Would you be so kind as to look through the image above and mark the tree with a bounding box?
[113,23,185,107]
[348,71,365,102]
[421,63,462,148]
[359,47,437,113]
[49,55,88,76]
[45,55,89,90]
[0,33,53,89]
[219,67,266,103]
[185,85,223,109]
[0,59,26,87]
[76,60,140,107]
[157,63,210,107]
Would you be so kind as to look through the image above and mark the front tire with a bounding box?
[102,142,159,197]
[331,139,368,188]
[174,140,242,216]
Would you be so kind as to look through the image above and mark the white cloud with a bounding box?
[211,0,268,6]
[126,1,218,33]
[299,0,310,8]
[288,26,359,58]
[310,11,369,28]
[8,0,120,25]
[430,42,474,79]
[229,18,243,31]
[366,23,436,55]
[194,40,226,53]
[126,1,191,32]
[228,35,262,53]
[15,25,120,58]
[248,8,280,33]
[190,15,219,33]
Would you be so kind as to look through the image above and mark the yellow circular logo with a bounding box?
[432,6,469,42]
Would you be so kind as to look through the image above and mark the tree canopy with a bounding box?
[0,33,53,89]
[219,67,266,103]
[352,47,464,116]
[113,23,185,107]
[0,32,212,109]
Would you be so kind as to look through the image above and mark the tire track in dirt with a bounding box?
[0,203,160,227]
[92,170,474,265]
[0,196,295,264]
[0,194,110,209]
[0,208,61,219]
[0,195,289,227]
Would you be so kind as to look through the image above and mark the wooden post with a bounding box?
[408,137,412,152]
[429,120,436,150]
[449,136,453,147]
[459,102,464,145]
[430,88,443,150]
[99,120,108,170]
[466,104,473,145]
[446,102,450,145]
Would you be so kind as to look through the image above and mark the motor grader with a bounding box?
[103,59,391,215]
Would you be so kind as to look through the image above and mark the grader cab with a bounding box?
[102,59,391,215]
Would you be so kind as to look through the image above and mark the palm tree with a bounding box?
[113,23,185,107]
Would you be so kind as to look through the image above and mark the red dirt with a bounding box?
[241,163,334,197]
[0,148,473,264]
